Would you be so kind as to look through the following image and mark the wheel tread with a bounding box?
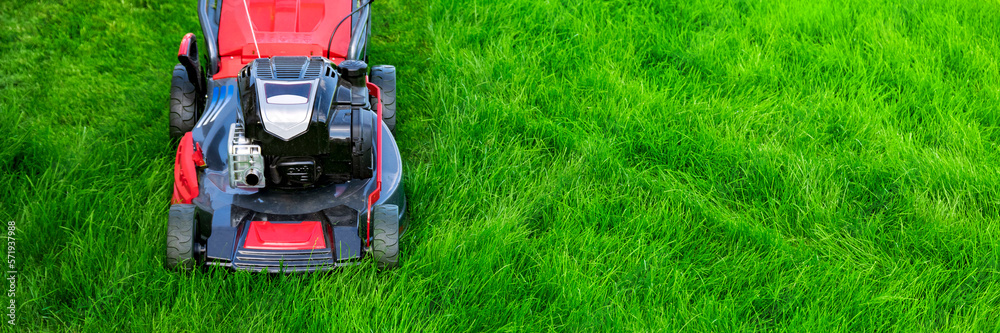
[371,204,400,269]
[370,65,397,132]
[166,204,197,271]
[169,64,200,138]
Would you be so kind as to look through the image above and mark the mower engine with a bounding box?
[229,56,376,190]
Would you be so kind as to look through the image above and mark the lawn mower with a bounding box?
[165,0,405,272]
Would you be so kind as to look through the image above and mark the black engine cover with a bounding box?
[237,56,375,188]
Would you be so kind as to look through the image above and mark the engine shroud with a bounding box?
[237,56,375,188]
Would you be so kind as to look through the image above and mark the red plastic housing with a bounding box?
[243,221,327,250]
[172,132,204,204]
[363,81,383,246]
[178,32,196,58]
[214,0,353,79]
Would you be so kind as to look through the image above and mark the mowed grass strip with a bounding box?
[2,0,999,331]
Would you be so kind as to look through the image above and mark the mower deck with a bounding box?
[191,82,405,271]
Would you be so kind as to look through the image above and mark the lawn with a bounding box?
[2,0,1000,331]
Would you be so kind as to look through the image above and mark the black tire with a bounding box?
[170,64,199,138]
[370,65,397,132]
[166,204,197,271]
[371,204,400,269]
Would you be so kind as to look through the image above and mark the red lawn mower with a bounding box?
[166,0,405,272]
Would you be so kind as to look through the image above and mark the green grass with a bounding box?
[3,0,1000,331]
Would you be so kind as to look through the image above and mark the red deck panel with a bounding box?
[243,221,327,250]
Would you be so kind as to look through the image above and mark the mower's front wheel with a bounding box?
[170,64,199,138]
[371,204,400,269]
[370,65,397,133]
[166,204,197,271]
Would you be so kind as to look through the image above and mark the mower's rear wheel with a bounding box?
[370,65,397,133]
[166,204,197,271]
[371,204,400,269]
[170,64,199,138]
